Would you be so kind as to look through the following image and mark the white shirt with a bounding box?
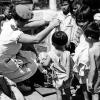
[49,11,82,51]
[57,11,81,45]
[48,48,70,88]
[0,19,22,61]
[0,19,37,83]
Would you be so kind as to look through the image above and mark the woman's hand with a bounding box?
[49,18,60,28]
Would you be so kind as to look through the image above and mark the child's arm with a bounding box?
[35,57,47,74]
[87,48,96,92]
[38,63,47,74]
[94,73,100,93]
[65,52,71,80]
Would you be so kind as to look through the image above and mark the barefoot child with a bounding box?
[38,31,72,100]
[85,22,100,100]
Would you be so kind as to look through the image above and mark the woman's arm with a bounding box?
[21,20,49,31]
[18,19,60,44]
[24,20,48,28]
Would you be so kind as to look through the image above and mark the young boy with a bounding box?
[38,31,72,100]
[84,22,100,100]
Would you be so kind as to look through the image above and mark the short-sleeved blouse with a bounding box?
[0,19,37,82]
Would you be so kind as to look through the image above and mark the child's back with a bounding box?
[38,31,72,100]
[48,49,71,88]
[48,31,71,89]
[89,41,100,93]
[85,22,100,100]
[92,42,100,70]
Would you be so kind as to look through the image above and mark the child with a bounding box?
[38,31,72,100]
[72,5,93,100]
[72,33,90,100]
[85,22,100,100]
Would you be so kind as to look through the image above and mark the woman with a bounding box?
[0,4,60,95]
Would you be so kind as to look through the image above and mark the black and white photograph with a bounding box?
[0,0,100,100]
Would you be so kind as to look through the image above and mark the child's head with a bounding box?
[61,1,70,15]
[75,5,93,30]
[52,31,68,49]
[84,22,100,42]
[38,52,52,67]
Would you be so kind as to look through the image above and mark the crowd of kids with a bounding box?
[0,0,100,100]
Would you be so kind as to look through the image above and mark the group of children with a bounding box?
[0,1,100,100]
[36,21,100,100]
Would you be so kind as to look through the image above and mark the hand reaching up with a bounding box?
[49,18,61,28]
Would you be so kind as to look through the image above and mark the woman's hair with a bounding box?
[84,22,100,40]
[52,31,68,46]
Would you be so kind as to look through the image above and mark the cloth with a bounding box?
[73,34,89,66]
[48,49,72,89]
[73,34,90,84]
[0,19,22,60]
[48,11,82,51]
[15,4,33,20]
[56,12,82,45]
[0,19,37,83]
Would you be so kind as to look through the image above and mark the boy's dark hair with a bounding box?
[84,22,100,40]
[52,31,68,46]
